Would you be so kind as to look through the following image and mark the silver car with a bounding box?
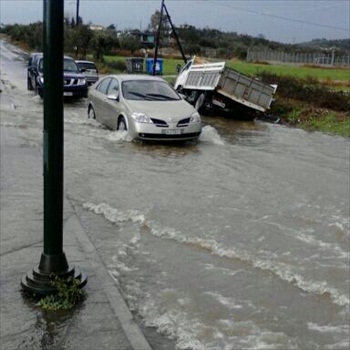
[87,74,202,141]
[76,60,99,85]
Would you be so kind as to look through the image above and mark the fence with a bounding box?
[246,49,350,67]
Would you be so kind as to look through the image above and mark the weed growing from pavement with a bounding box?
[38,277,86,311]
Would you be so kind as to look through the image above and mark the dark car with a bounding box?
[29,55,88,99]
[76,60,99,85]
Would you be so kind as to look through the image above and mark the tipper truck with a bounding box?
[174,58,277,118]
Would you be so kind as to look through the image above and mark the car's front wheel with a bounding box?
[117,116,127,131]
[88,105,96,119]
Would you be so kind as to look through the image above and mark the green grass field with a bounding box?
[226,60,350,83]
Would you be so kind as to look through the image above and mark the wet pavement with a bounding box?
[0,81,152,349]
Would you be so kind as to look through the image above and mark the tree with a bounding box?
[118,33,140,54]
[148,9,171,46]
[176,24,199,43]
[27,22,43,51]
[107,24,116,31]
[90,30,120,61]
[73,24,93,59]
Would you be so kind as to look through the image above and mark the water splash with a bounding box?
[199,125,225,145]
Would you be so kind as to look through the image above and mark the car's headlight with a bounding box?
[131,112,152,124]
[190,112,201,123]
[39,76,44,84]
[78,79,86,85]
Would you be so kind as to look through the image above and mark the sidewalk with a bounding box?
[0,122,152,349]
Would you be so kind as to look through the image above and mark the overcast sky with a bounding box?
[0,0,349,43]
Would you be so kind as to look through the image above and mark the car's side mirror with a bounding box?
[107,92,119,101]
[80,68,86,73]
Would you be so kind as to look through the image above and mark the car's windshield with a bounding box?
[122,80,181,101]
[38,57,79,73]
[38,58,44,72]
[64,58,79,72]
[77,62,97,72]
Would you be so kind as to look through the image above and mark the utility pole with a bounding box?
[75,0,80,58]
[162,2,187,64]
[21,0,87,295]
[153,0,187,75]
[76,0,80,26]
[153,0,164,76]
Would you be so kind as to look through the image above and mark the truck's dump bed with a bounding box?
[217,68,277,112]
[180,62,277,112]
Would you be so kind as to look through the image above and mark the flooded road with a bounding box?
[1,41,349,349]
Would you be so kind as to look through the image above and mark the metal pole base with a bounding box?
[21,253,87,296]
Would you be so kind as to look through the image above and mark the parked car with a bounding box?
[87,74,202,142]
[27,52,43,90]
[29,55,88,98]
[76,60,99,85]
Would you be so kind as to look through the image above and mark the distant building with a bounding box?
[130,29,155,48]
[89,24,104,31]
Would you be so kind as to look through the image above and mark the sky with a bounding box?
[0,0,349,44]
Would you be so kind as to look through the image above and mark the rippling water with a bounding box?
[2,41,349,349]
[68,118,349,350]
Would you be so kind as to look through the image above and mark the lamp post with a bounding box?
[21,0,87,295]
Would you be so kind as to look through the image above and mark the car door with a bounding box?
[93,77,111,124]
[103,78,122,130]
[31,56,41,90]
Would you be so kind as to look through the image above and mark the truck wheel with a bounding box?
[195,93,205,112]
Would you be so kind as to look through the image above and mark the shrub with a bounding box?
[104,60,127,73]
[258,72,350,112]
[38,277,86,311]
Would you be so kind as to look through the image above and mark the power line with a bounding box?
[203,1,349,32]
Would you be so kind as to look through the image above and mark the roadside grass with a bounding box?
[304,112,350,137]
[286,107,350,137]
[269,98,350,137]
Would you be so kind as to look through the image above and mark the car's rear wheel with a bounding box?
[35,84,43,98]
[37,88,43,98]
[117,117,127,131]
[88,105,96,119]
[27,77,32,91]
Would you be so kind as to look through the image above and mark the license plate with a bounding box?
[64,92,73,96]
[163,129,182,135]
[212,99,225,108]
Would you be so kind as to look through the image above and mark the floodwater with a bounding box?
[1,41,349,349]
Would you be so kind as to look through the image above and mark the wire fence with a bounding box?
[246,49,350,67]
